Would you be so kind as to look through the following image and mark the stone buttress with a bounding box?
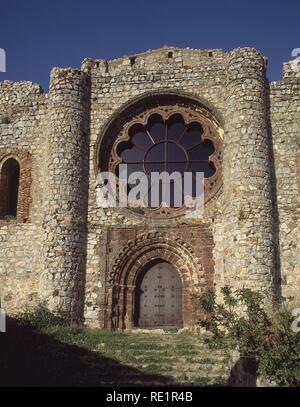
[222,48,275,295]
[41,68,90,322]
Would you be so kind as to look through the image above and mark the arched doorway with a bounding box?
[108,231,206,330]
[0,157,20,218]
[134,260,183,329]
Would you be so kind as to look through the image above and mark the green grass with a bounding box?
[0,316,230,386]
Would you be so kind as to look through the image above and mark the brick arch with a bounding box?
[110,231,202,286]
[107,231,204,330]
[0,149,32,222]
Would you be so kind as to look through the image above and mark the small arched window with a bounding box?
[0,157,20,218]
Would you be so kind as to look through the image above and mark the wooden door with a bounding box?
[139,262,182,328]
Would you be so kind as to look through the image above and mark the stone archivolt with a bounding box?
[109,231,203,286]
[108,231,204,329]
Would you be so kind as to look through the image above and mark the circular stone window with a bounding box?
[102,103,222,218]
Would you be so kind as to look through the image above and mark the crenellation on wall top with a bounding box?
[1,46,299,105]
[0,80,45,116]
[282,59,300,80]
[269,59,300,88]
[81,47,227,76]
[49,66,88,87]
[0,80,44,98]
[50,66,84,77]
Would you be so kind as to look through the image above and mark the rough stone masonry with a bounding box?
[0,46,299,329]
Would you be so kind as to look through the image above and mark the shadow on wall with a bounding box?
[228,358,258,387]
[265,82,282,303]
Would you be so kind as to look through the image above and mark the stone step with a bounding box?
[115,349,227,359]
[132,363,228,371]
[96,380,202,386]
[90,332,231,386]
[130,355,226,363]
[83,371,229,382]
[125,343,206,348]
[125,344,213,350]
[89,374,229,386]
[123,341,221,348]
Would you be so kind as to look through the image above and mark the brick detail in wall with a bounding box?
[0,47,299,327]
[0,149,32,222]
[103,225,214,330]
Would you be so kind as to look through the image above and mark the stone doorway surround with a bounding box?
[106,227,214,330]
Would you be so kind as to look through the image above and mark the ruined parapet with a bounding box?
[282,58,300,81]
[81,46,227,76]
[269,58,300,303]
[222,48,274,295]
[0,80,44,119]
[0,80,46,315]
[0,46,299,328]
[41,67,91,322]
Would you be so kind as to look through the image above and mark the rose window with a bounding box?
[107,105,222,217]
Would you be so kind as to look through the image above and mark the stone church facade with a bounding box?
[0,47,299,330]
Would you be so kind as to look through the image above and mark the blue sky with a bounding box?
[0,0,299,91]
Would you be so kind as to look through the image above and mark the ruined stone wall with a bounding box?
[40,68,91,322]
[83,47,288,327]
[270,62,300,303]
[0,81,47,313]
[220,48,275,296]
[0,71,91,322]
[0,46,299,328]
[83,47,228,326]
